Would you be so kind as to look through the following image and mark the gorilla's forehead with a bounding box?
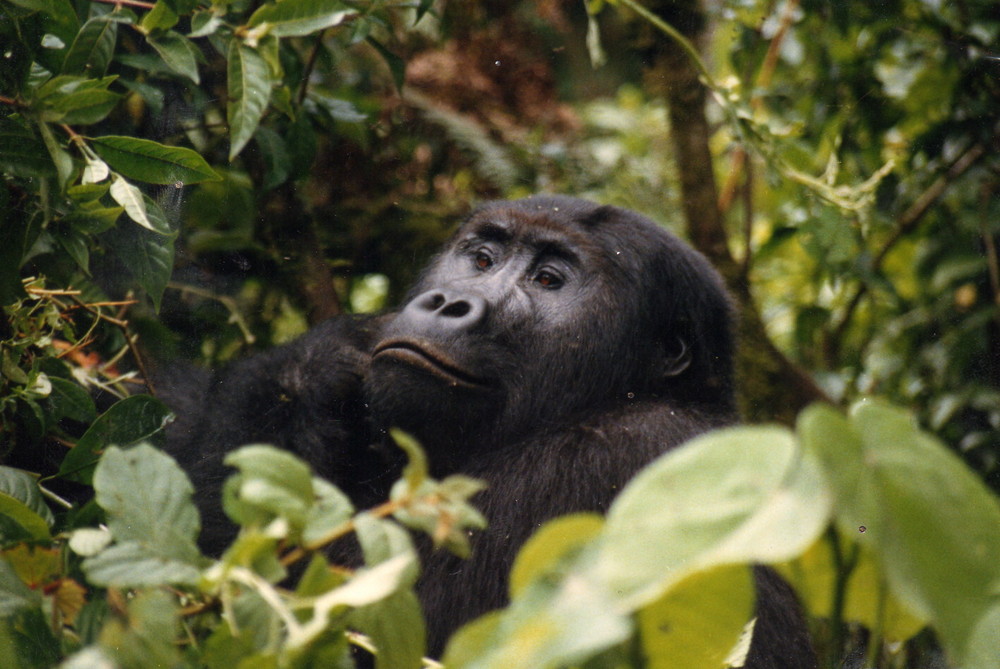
[456,200,623,270]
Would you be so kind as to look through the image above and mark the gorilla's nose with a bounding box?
[406,290,487,333]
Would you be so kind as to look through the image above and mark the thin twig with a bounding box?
[92,0,156,9]
[718,0,801,213]
[831,142,987,347]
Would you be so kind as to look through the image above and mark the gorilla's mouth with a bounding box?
[372,339,490,388]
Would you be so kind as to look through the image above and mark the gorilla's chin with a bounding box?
[365,358,500,467]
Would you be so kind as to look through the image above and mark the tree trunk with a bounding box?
[631,0,828,424]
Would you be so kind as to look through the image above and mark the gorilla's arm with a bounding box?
[162,315,390,554]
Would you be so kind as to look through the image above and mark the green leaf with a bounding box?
[140,0,179,33]
[36,119,73,188]
[0,559,41,616]
[0,466,55,528]
[91,135,220,185]
[444,564,632,669]
[61,15,118,76]
[0,492,52,542]
[58,395,173,483]
[46,377,97,423]
[637,566,754,669]
[246,0,355,38]
[106,207,176,309]
[353,513,418,584]
[349,590,426,669]
[0,117,55,178]
[390,428,428,492]
[110,174,152,229]
[594,426,831,609]
[147,30,201,83]
[226,39,272,160]
[189,10,225,38]
[253,125,291,190]
[509,513,604,599]
[777,535,926,643]
[801,401,1000,665]
[223,445,315,529]
[91,590,180,668]
[366,36,405,91]
[82,541,201,586]
[41,87,121,124]
[301,477,354,546]
[88,443,201,564]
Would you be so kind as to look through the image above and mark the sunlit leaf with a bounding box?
[246,0,355,38]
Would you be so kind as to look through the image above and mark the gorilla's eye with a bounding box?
[534,270,563,289]
[474,251,493,270]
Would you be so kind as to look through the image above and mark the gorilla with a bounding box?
[164,195,816,666]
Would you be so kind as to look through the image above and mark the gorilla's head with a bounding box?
[365,196,734,466]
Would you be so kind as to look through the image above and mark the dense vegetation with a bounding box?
[1,0,998,667]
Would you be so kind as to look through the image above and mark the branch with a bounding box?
[831,142,987,346]
[718,0,801,214]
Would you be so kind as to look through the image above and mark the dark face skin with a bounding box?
[364,196,733,470]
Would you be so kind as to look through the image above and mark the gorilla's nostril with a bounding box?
[428,293,446,309]
[441,301,471,318]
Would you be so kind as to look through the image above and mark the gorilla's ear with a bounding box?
[660,337,692,378]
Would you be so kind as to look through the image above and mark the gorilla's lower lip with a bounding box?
[372,340,489,388]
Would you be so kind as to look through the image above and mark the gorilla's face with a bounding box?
[364,196,733,466]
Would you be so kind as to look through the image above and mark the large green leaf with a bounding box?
[593,426,831,609]
[800,401,1000,667]
[82,444,202,586]
[61,15,117,76]
[90,135,219,185]
[41,88,121,125]
[58,395,172,483]
[637,566,754,669]
[106,204,176,309]
[226,39,272,160]
[0,559,40,616]
[246,0,354,38]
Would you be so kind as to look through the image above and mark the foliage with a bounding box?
[1,401,998,667]
[2,0,1000,667]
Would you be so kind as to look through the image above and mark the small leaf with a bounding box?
[61,15,118,76]
[91,135,219,185]
[246,0,355,38]
[140,0,178,32]
[68,527,113,557]
[147,30,201,83]
[110,174,152,229]
[36,119,73,188]
[226,39,272,160]
[82,155,110,184]
[42,88,121,124]
[0,466,55,528]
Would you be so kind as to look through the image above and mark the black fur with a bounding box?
[164,196,816,666]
